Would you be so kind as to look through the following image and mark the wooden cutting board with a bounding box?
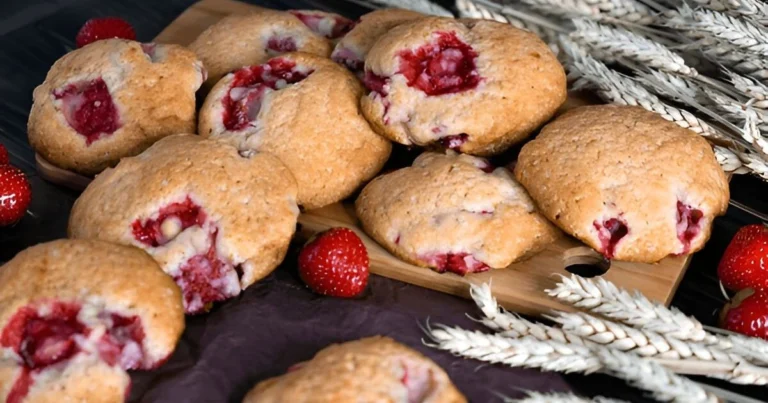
[35,0,693,316]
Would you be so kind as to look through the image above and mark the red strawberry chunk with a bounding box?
[400,360,435,403]
[438,134,469,151]
[53,78,120,145]
[267,36,298,53]
[332,46,364,73]
[398,31,480,96]
[721,288,768,340]
[419,252,490,276]
[289,11,355,39]
[131,197,206,247]
[222,58,313,131]
[593,217,629,259]
[173,230,240,314]
[0,301,149,403]
[675,201,703,254]
[75,17,136,48]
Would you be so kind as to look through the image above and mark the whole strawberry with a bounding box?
[720,288,768,340]
[0,165,31,226]
[718,224,768,291]
[76,17,136,48]
[0,144,8,165]
[298,227,369,298]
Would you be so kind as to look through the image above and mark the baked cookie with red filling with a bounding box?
[331,9,423,76]
[68,134,299,314]
[361,17,566,156]
[0,239,183,403]
[515,105,730,262]
[355,151,559,275]
[189,9,332,89]
[288,10,355,40]
[242,336,466,403]
[27,39,204,176]
[199,52,391,209]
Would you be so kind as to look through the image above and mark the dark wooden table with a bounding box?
[1,0,767,401]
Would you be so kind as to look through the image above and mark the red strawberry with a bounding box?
[720,288,768,340]
[298,227,369,298]
[76,18,136,48]
[717,224,768,291]
[0,144,8,165]
[0,165,31,226]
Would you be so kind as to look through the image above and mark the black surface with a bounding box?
[1,0,767,402]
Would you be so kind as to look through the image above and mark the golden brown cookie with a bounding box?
[331,9,424,76]
[360,17,566,156]
[68,134,299,314]
[356,151,559,275]
[288,9,355,40]
[242,336,466,403]
[199,52,391,209]
[515,105,730,262]
[189,9,332,89]
[27,39,204,176]
[0,239,184,403]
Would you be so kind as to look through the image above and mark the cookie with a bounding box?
[331,9,424,76]
[199,52,391,209]
[360,17,566,156]
[189,9,332,89]
[0,239,183,403]
[27,39,204,176]
[355,151,559,275]
[68,134,299,314]
[515,105,730,262]
[242,336,466,403]
[288,10,356,40]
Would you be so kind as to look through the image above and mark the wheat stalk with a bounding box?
[546,274,768,367]
[425,325,718,402]
[512,0,655,24]
[705,90,768,154]
[501,391,626,402]
[725,69,768,107]
[596,348,719,403]
[668,6,768,57]
[562,39,725,139]
[691,0,768,27]
[636,69,720,107]
[714,145,751,173]
[570,19,696,76]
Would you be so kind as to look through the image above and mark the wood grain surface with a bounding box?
[35,0,692,316]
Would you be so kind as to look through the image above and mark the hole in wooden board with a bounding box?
[563,246,611,278]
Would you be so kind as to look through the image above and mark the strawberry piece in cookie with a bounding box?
[398,31,480,96]
[419,251,490,276]
[53,78,120,145]
[593,217,629,259]
[676,201,703,254]
[289,10,355,39]
[222,58,313,131]
[131,197,206,247]
[0,240,184,403]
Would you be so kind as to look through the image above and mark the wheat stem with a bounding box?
[501,391,626,402]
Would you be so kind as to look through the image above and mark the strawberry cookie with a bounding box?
[68,134,299,314]
[361,17,566,156]
[331,9,424,76]
[288,10,355,40]
[0,239,183,403]
[189,9,332,89]
[355,151,559,275]
[243,336,466,403]
[27,39,204,176]
[515,105,730,262]
[199,52,391,209]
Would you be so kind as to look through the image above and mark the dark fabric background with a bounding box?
[1,0,767,402]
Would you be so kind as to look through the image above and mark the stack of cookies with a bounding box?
[6,5,730,402]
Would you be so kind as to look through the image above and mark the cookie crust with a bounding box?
[514,105,730,262]
[28,39,204,176]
